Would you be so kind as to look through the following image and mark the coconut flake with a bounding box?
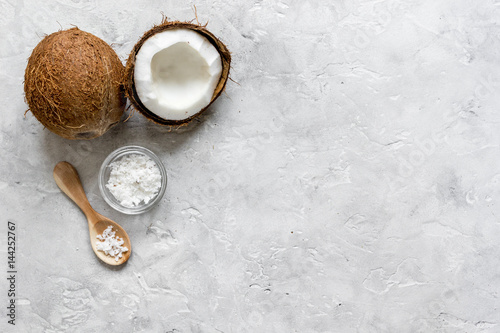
[95,226,128,262]
[106,154,162,207]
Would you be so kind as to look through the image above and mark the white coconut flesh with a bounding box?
[133,29,223,121]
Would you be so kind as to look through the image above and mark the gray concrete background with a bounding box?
[1,0,500,332]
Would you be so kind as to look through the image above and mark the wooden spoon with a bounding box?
[53,161,131,266]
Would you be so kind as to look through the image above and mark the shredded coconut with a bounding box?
[95,226,129,261]
[106,153,162,207]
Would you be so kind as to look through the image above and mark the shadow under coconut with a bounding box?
[39,97,222,171]
[116,102,222,152]
[41,125,112,173]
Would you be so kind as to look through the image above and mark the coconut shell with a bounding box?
[24,27,125,140]
[125,20,231,126]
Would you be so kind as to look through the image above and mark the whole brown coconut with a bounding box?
[24,27,126,140]
[125,20,231,126]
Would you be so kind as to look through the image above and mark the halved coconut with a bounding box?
[125,21,231,125]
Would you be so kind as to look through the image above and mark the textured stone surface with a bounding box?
[1,0,500,332]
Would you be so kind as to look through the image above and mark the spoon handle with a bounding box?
[53,161,96,220]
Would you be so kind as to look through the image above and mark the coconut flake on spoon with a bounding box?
[125,21,231,125]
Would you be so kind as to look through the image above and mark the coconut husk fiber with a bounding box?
[24,27,125,140]
[125,19,231,126]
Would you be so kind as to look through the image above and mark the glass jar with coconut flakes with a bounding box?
[99,146,167,215]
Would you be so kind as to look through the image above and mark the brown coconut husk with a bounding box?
[24,27,125,140]
[124,19,231,126]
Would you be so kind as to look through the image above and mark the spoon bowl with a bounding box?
[53,161,131,266]
[89,218,131,265]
